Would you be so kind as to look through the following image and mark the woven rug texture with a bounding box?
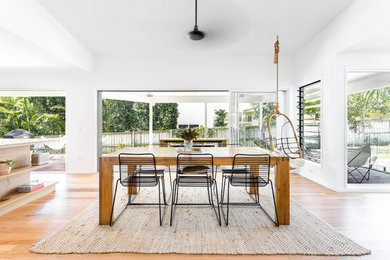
[30,184,370,255]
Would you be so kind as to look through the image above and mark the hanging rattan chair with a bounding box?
[266,36,305,169]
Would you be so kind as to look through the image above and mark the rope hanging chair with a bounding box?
[266,36,305,169]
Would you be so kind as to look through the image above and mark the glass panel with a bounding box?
[0,91,66,172]
[99,91,230,154]
[347,72,390,184]
[101,93,150,154]
[236,92,277,147]
[299,82,321,163]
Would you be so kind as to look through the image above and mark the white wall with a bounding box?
[0,54,295,173]
[294,0,390,191]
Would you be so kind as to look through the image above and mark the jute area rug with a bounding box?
[30,184,370,256]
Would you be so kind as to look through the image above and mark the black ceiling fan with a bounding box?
[188,0,205,40]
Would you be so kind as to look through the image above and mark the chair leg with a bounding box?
[168,166,173,192]
[226,181,230,226]
[366,167,371,181]
[158,179,162,226]
[270,180,279,226]
[128,186,132,204]
[213,180,221,226]
[175,181,180,204]
[161,175,167,205]
[110,179,120,226]
[207,179,212,205]
[129,183,134,204]
[170,180,177,226]
[348,168,364,183]
[220,175,226,202]
[220,176,228,226]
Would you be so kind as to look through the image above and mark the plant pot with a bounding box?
[0,163,11,175]
[0,196,11,202]
[184,140,193,152]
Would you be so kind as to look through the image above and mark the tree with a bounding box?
[0,97,65,136]
[153,103,179,130]
[214,109,227,127]
[347,87,390,133]
[249,102,276,138]
[102,100,179,133]
[102,99,149,132]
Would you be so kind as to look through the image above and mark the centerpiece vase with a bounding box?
[184,140,193,151]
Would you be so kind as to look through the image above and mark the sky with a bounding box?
[178,103,229,128]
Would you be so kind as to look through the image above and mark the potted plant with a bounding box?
[180,128,199,151]
[0,160,15,187]
[0,160,14,175]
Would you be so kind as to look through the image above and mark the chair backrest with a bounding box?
[253,138,270,150]
[231,154,271,183]
[118,153,157,184]
[275,137,301,159]
[227,143,241,148]
[347,145,371,167]
[177,153,214,177]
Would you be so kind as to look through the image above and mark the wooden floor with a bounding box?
[0,172,389,260]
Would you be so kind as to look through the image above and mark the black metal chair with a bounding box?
[220,154,279,226]
[218,143,241,173]
[348,145,377,183]
[227,143,241,147]
[110,153,167,226]
[170,153,221,226]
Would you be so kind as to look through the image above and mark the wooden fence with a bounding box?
[102,128,230,154]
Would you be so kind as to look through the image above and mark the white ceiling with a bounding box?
[348,72,390,94]
[343,32,390,53]
[37,0,353,56]
[0,26,70,69]
[101,90,275,103]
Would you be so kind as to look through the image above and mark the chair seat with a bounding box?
[227,175,268,187]
[181,165,210,174]
[177,175,213,187]
[135,168,165,175]
[122,175,159,187]
[221,166,250,175]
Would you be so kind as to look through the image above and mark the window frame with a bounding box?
[298,80,322,163]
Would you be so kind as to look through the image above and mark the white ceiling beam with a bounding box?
[0,0,93,72]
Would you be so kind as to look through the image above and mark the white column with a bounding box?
[149,102,153,145]
[66,86,96,173]
[259,102,263,138]
[204,102,208,137]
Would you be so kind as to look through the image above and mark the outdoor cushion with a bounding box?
[182,165,210,174]
[221,165,249,173]
[290,158,305,169]
[347,145,370,167]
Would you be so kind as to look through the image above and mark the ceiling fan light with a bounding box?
[188,26,205,40]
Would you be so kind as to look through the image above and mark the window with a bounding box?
[298,81,321,163]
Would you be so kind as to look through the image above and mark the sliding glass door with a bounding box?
[229,91,280,147]
[347,72,390,184]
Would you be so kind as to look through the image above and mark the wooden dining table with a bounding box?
[99,146,290,225]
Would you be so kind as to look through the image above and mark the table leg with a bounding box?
[275,157,290,225]
[99,157,114,225]
[249,164,259,194]
[128,165,138,195]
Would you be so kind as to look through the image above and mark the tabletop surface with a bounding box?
[0,137,61,148]
[160,138,227,141]
[103,146,287,159]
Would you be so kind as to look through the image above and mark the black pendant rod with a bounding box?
[188,0,204,40]
[194,0,198,30]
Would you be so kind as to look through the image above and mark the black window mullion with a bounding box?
[298,80,321,163]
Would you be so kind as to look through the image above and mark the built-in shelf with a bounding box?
[0,181,58,216]
[0,163,54,181]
